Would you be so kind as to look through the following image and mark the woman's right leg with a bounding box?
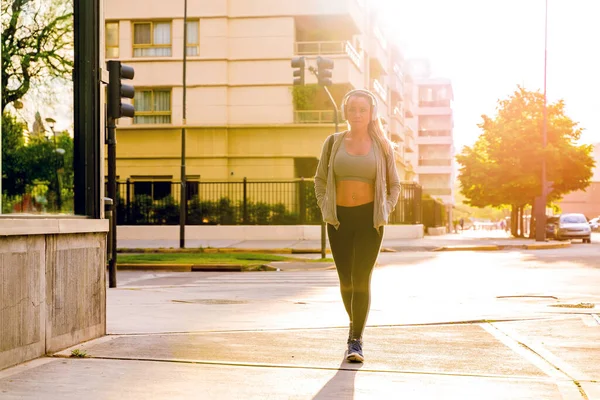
[327,222,354,323]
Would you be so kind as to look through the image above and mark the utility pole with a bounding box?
[180,0,188,248]
[535,0,549,242]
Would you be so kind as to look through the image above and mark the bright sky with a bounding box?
[375,0,600,151]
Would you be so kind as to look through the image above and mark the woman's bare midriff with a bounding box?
[336,180,374,206]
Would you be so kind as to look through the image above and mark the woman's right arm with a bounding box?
[314,135,332,209]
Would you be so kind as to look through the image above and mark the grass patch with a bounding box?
[70,349,88,358]
[117,252,291,265]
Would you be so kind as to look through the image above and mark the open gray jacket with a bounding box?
[314,131,401,232]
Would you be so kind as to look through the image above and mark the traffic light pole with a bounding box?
[107,115,118,288]
[321,85,339,259]
[106,60,135,287]
[308,64,339,259]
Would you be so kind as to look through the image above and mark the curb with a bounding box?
[118,248,295,254]
[116,263,278,272]
[117,247,395,255]
[433,245,500,252]
[433,242,572,252]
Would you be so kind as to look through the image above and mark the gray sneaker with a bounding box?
[346,339,364,363]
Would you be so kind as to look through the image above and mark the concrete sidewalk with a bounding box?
[0,266,598,399]
[118,231,578,253]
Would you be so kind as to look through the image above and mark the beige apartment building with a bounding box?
[403,60,456,225]
[103,0,422,191]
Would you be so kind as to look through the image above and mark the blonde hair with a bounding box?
[345,91,396,158]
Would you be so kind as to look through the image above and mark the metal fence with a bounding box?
[109,179,423,226]
[421,198,446,228]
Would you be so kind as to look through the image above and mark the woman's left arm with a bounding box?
[385,143,401,211]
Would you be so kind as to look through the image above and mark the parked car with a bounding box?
[546,216,559,239]
[555,213,592,243]
[589,217,600,232]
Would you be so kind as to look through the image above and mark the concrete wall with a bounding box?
[0,219,108,371]
[118,224,424,241]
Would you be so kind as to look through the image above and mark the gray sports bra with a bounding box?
[333,140,377,184]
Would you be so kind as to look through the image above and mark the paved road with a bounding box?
[1,248,599,399]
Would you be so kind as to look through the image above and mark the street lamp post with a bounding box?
[180,0,188,248]
[535,0,549,242]
[45,117,62,212]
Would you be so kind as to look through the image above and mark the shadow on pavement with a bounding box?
[313,359,362,400]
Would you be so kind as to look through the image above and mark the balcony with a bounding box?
[294,40,363,89]
[404,125,414,138]
[405,135,415,153]
[417,98,452,116]
[419,99,451,107]
[389,73,404,102]
[294,110,344,124]
[295,41,362,69]
[391,106,404,126]
[418,129,451,137]
[404,97,414,117]
[236,1,364,34]
[371,79,388,105]
[369,27,389,75]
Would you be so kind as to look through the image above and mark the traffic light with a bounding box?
[317,56,334,86]
[107,60,135,119]
[291,57,305,86]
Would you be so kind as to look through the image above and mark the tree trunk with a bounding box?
[529,200,536,239]
[518,206,524,237]
[511,205,519,237]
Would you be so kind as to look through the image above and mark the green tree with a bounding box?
[2,112,73,206]
[1,113,28,195]
[1,0,73,111]
[456,86,595,236]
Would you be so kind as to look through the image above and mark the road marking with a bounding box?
[482,323,589,399]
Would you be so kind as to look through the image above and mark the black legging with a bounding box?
[327,202,383,340]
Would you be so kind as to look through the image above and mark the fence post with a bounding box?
[126,178,131,224]
[298,178,306,225]
[243,177,248,224]
[415,185,422,224]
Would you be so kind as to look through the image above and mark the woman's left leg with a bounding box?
[350,225,383,340]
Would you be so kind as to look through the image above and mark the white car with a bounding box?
[589,217,600,232]
[556,213,592,243]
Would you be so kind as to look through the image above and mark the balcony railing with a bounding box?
[372,79,388,103]
[418,158,452,166]
[405,99,414,117]
[419,99,451,107]
[392,106,404,125]
[373,26,388,50]
[404,125,414,138]
[393,63,403,80]
[294,110,344,124]
[423,188,452,196]
[418,129,451,137]
[294,41,362,68]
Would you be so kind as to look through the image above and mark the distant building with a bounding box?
[559,143,600,219]
[103,0,417,186]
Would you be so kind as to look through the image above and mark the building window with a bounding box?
[186,20,199,56]
[133,21,172,57]
[133,89,171,124]
[133,181,172,200]
[105,21,119,59]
